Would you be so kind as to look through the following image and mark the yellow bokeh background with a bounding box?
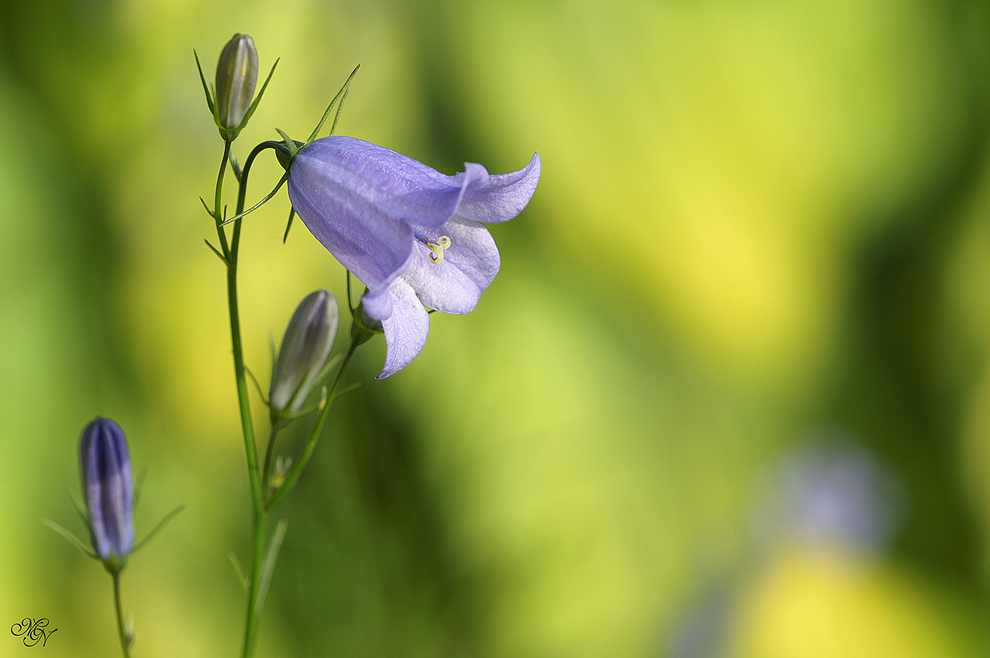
[1,0,989,656]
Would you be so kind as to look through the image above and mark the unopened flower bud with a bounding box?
[215,33,258,138]
[270,290,339,419]
[80,418,135,565]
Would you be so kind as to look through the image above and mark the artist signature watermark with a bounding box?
[10,618,57,647]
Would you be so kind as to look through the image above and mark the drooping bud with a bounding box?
[79,418,135,566]
[270,290,339,420]
[215,33,258,140]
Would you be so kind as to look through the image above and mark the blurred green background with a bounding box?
[2,0,990,656]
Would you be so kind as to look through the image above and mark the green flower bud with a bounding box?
[215,33,258,139]
[270,290,339,420]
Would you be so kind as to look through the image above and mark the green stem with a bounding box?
[261,425,280,494]
[219,137,355,657]
[265,337,359,511]
[242,504,267,658]
[112,572,131,658]
[214,142,232,260]
[224,140,279,658]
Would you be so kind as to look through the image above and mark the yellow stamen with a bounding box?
[427,235,452,264]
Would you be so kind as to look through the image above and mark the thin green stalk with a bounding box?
[265,337,359,511]
[242,505,267,658]
[112,572,131,658]
[261,425,280,494]
[214,141,232,260]
[221,137,358,657]
[227,234,262,509]
[224,140,279,658]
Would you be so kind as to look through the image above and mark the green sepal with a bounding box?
[68,489,90,527]
[133,465,148,508]
[237,58,279,135]
[131,505,185,555]
[282,207,296,243]
[244,364,269,405]
[229,151,242,182]
[43,518,97,559]
[275,128,300,160]
[193,50,217,118]
[346,270,356,313]
[269,331,277,376]
[220,172,287,226]
[101,551,127,576]
[350,300,382,347]
[327,84,351,138]
[269,353,344,425]
[305,65,360,146]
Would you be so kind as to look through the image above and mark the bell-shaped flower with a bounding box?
[286,136,540,377]
[79,417,135,562]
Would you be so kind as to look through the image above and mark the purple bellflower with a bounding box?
[287,136,540,378]
[80,417,135,562]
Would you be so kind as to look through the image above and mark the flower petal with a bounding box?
[400,218,500,315]
[289,144,414,291]
[455,152,541,224]
[376,278,430,379]
[292,136,473,229]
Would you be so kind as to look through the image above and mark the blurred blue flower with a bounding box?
[287,136,540,378]
[80,417,135,562]
[752,440,905,553]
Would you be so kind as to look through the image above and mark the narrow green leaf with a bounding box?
[229,553,249,591]
[333,382,362,398]
[204,239,228,264]
[255,519,288,615]
[199,196,216,218]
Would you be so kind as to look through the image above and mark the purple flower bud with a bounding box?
[215,33,258,136]
[286,136,540,378]
[79,418,135,561]
[270,290,339,418]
